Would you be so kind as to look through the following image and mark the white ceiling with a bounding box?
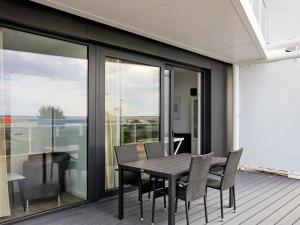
[31,0,266,64]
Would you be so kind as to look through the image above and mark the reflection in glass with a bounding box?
[105,58,160,190]
[164,70,170,154]
[0,27,87,222]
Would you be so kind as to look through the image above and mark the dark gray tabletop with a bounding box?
[119,153,226,178]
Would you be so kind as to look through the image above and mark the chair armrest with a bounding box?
[177,181,188,187]
[209,171,224,177]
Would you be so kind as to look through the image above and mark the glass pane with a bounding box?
[164,70,170,155]
[0,27,87,222]
[105,57,160,190]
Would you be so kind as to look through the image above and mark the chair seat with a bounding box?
[24,183,59,200]
[152,184,187,200]
[153,187,168,198]
[207,176,221,189]
[176,186,187,201]
[179,175,188,183]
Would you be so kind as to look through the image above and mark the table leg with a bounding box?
[168,176,176,225]
[43,153,47,184]
[18,180,26,211]
[118,168,124,220]
[8,182,13,204]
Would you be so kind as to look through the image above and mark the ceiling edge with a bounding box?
[31,0,234,64]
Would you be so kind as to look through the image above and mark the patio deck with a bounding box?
[16,171,300,225]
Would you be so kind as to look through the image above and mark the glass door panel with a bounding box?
[163,69,171,155]
[105,57,160,190]
[0,27,88,222]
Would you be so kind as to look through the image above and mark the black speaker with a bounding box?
[190,88,197,96]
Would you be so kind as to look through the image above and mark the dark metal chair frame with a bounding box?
[114,144,153,221]
[152,153,213,225]
[206,149,243,221]
[144,142,167,209]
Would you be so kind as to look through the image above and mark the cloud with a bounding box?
[105,60,160,117]
[1,49,88,117]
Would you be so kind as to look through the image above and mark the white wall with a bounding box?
[240,58,300,172]
[266,0,300,42]
[174,71,197,133]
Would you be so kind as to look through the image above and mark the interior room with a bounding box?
[173,67,200,155]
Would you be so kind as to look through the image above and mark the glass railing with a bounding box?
[120,122,159,145]
[0,120,87,157]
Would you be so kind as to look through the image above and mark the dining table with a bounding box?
[118,153,227,225]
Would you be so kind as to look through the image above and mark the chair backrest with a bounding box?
[222,148,243,189]
[114,144,138,165]
[186,153,213,202]
[23,155,59,200]
[144,142,165,159]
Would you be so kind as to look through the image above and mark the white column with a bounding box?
[233,64,240,150]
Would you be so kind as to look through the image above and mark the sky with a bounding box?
[0,26,160,119]
[1,49,88,117]
[105,59,160,117]
[1,50,160,118]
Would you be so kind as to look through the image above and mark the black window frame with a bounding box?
[0,20,212,225]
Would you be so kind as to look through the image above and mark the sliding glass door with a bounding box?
[0,27,88,222]
[104,57,160,190]
[165,66,203,155]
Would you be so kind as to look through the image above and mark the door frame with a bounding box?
[98,46,165,197]
[96,46,211,198]
[164,65,211,155]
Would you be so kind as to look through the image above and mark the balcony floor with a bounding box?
[16,171,300,225]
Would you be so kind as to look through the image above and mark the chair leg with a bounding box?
[139,186,143,221]
[204,195,208,224]
[11,182,15,204]
[233,186,236,212]
[138,192,141,202]
[152,185,156,225]
[220,189,224,221]
[185,200,189,225]
[163,178,167,210]
[57,194,61,207]
[148,191,151,199]
[229,187,232,207]
[175,198,178,214]
[18,180,26,211]
[188,201,191,210]
[26,200,30,210]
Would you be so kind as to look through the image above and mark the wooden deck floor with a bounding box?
[16,172,300,225]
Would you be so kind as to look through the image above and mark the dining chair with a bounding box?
[206,149,243,221]
[144,142,167,208]
[23,155,61,209]
[114,144,152,221]
[144,142,165,159]
[151,153,213,225]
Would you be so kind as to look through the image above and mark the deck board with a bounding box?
[15,171,300,225]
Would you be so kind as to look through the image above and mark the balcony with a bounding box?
[15,171,300,225]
